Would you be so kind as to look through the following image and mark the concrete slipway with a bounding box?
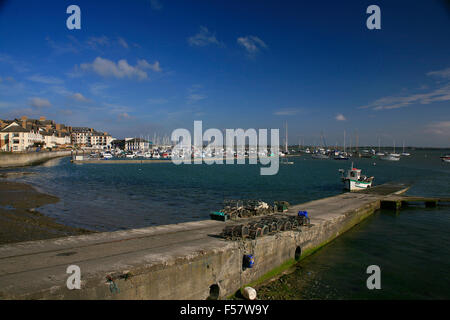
[0,183,410,299]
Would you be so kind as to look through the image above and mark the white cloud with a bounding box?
[335,113,346,121]
[188,26,223,47]
[30,97,51,108]
[28,74,63,85]
[427,67,450,79]
[118,112,132,120]
[360,67,450,111]
[87,36,110,49]
[237,36,267,55]
[425,121,450,136]
[117,37,129,49]
[360,84,450,110]
[187,94,206,103]
[80,57,161,80]
[71,93,89,102]
[137,59,162,72]
[273,108,302,116]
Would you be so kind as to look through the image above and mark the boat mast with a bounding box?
[344,130,346,153]
[285,121,288,154]
[349,133,352,153]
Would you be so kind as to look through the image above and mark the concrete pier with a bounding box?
[0,183,410,300]
[380,195,450,210]
[0,150,71,168]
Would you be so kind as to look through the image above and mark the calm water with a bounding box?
[3,149,450,299]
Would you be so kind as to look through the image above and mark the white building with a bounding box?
[71,127,92,146]
[71,127,113,149]
[0,121,44,152]
[42,130,72,148]
[125,138,150,151]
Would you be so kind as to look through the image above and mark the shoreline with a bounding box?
[0,178,94,245]
[0,150,72,168]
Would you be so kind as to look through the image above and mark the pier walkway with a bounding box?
[0,183,423,299]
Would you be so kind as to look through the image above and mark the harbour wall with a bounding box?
[0,188,390,299]
[0,150,71,168]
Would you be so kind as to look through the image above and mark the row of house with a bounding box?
[0,116,113,152]
[71,127,114,149]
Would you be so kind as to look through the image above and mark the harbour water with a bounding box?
[3,149,450,299]
[3,149,449,231]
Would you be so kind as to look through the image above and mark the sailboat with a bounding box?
[401,141,410,156]
[312,131,330,159]
[390,140,401,157]
[380,154,400,161]
[375,137,384,156]
[334,130,349,160]
[380,140,400,161]
[281,121,294,164]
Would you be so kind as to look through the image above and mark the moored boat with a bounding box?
[441,155,450,163]
[380,154,400,161]
[339,162,374,191]
[312,153,329,159]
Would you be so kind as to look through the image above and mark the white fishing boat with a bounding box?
[339,163,374,191]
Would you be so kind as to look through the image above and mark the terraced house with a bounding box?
[0,116,114,152]
[71,127,113,149]
[0,116,71,152]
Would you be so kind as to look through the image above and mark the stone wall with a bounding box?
[0,150,72,168]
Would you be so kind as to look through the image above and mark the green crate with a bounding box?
[210,211,229,221]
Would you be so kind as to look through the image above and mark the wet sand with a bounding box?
[0,178,94,245]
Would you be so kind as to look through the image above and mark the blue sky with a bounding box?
[0,0,449,147]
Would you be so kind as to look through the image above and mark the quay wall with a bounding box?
[0,196,382,300]
[0,151,71,168]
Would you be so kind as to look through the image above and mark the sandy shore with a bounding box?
[0,177,93,245]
